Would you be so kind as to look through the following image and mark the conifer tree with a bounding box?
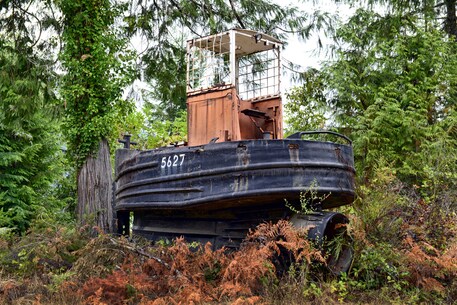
[0,0,62,231]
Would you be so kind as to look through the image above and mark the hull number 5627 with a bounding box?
[161,154,185,168]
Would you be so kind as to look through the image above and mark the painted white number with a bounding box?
[161,154,186,169]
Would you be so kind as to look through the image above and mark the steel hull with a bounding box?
[115,139,355,212]
[114,138,355,248]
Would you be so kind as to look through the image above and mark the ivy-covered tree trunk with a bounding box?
[60,0,134,233]
[77,139,113,232]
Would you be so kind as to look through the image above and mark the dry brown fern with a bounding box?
[245,220,324,266]
[403,235,457,293]
[231,296,265,305]
[76,220,324,305]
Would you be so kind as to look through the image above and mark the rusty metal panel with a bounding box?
[239,96,283,139]
[187,87,241,146]
[187,89,283,145]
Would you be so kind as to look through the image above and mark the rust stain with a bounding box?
[334,147,349,166]
[237,144,249,166]
[288,143,299,162]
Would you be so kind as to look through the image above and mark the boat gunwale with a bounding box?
[116,138,353,173]
[115,160,356,195]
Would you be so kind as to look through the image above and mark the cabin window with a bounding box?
[186,29,281,101]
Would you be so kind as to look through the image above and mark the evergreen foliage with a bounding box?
[0,0,64,232]
[0,46,62,232]
[286,5,457,193]
[285,68,329,133]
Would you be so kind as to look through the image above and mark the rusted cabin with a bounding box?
[186,29,283,146]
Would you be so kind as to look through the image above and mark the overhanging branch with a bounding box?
[228,0,245,29]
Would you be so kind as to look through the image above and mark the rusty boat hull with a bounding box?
[114,137,355,249]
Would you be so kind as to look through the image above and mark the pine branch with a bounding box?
[228,0,245,29]
[11,0,42,48]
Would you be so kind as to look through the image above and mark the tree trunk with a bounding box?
[77,138,114,233]
[445,0,457,40]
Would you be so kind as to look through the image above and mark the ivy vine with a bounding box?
[59,0,135,167]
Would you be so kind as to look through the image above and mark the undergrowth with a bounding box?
[1,170,456,305]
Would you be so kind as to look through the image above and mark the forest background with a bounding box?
[1,0,457,304]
